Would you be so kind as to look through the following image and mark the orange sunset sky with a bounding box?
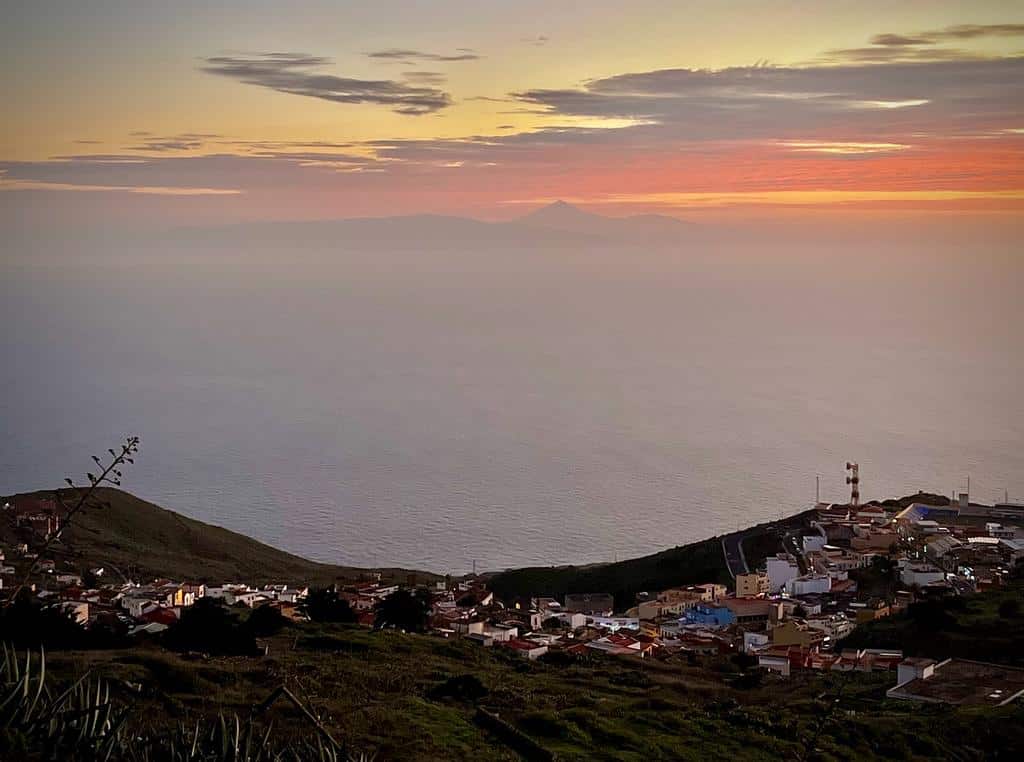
[2,1,1023,226]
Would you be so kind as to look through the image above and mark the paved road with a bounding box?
[721,532,750,578]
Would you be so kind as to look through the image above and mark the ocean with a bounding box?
[2,222,1022,573]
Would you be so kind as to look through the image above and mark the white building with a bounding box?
[899,561,945,588]
[766,555,801,593]
[805,614,855,643]
[482,623,518,642]
[589,615,640,632]
[743,631,769,653]
[802,534,826,553]
[786,574,832,597]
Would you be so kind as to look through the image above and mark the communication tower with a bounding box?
[845,462,860,507]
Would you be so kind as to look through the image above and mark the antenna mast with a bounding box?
[845,462,860,507]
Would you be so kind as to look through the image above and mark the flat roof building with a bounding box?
[887,658,1024,706]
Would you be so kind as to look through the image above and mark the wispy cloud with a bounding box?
[125,133,224,152]
[822,23,1024,63]
[777,141,910,155]
[505,189,1024,209]
[402,71,447,86]
[365,48,481,63]
[7,28,1024,216]
[201,53,451,115]
[0,176,241,196]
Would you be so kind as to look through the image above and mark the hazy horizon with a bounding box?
[3,211,1022,573]
[3,2,1024,573]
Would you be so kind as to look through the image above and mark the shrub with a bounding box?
[303,587,356,624]
[429,674,488,703]
[374,589,431,633]
[163,598,258,656]
[246,604,288,636]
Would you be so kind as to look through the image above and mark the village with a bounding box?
[3,486,1024,710]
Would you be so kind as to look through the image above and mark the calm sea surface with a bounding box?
[2,229,1022,573]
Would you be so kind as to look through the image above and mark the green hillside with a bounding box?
[38,621,1024,761]
[486,512,816,608]
[487,538,730,609]
[2,488,434,585]
[839,579,1024,666]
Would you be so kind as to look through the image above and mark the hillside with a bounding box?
[2,488,434,585]
[486,510,817,609]
[488,538,730,610]
[39,621,1024,760]
[839,579,1024,666]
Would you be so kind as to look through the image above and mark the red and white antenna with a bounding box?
[845,462,860,507]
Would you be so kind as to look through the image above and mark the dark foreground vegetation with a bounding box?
[5,601,1023,761]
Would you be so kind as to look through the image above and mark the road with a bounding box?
[720,531,750,579]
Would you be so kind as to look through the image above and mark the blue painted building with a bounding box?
[682,604,736,628]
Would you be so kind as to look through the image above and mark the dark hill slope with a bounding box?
[2,488,434,585]
[486,509,819,609]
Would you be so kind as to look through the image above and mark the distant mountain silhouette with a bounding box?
[518,200,692,238]
[171,202,692,252]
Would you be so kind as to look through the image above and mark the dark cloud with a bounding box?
[819,46,983,63]
[511,58,1024,140]
[824,23,1024,62]
[365,48,481,63]
[9,36,1024,199]
[201,53,451,115]
[122,133,225,153]
[930,23,1024,40]
[522,35,549,47]
[869,33,934,47]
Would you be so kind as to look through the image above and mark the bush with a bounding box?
[163,598,258,656]
[374,589,431,633]
[0,592,90,649]
[538,649,579,667]
[430,674,488,702]
[302,587,357,623]
[246,604,288,636]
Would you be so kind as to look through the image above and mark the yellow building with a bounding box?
[735,572,768,598]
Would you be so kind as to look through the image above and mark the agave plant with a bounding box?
[2,643,373,761]
[1,642,129,760]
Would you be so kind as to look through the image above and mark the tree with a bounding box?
[542,616,564,631]
[303,587,356,623]
[0,591,89,649]
[163,597,258,656]
[246,604,288,636]
[374,589,431,633]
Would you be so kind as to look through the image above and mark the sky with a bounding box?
[2,0,1024,226]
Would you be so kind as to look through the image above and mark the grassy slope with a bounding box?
[46,622,1024,761]
[486,511,815,609]
[2,488,435,585]
[487,538,730,610]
